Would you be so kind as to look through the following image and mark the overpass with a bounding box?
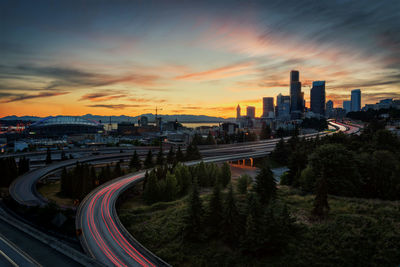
[8,121,356,266]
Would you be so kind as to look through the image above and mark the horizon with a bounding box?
[1,0,399,118]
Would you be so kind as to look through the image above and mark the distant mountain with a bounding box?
[1,114,235,123]
[0,115,42,121]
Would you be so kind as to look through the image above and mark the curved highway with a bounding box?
[76,122,355,266]
[9,121,358,266]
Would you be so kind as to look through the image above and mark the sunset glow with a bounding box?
[1,1,399,118]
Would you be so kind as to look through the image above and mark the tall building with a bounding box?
[351,89,361,112]
[246,106,256,119]
[310,81,326,115]
[326,100,334,117]
[343,100,351,114]
[276,93,290,119]
[262,97,274,118]
[290,70,303,118]
[236,104,241,120]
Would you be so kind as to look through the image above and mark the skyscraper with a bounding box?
[343,100,351,114]
[310,81,326,115]
[236,104,241,120]
[276,93,290,120]
[351,89,361,112]
[326,100,334,117]
[262,97,274,118]
[290,70,302,118]
[246,106,255,119]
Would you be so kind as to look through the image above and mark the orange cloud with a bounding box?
[175,62,255,81]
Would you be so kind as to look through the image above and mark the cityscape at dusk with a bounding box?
[0,1,400,267]
[1,1,400,117]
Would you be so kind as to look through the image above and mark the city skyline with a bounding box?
[1,0,400,118]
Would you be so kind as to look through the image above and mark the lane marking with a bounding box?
[0,233,43,267]
[0,249,18,267]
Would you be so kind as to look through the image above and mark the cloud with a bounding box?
[0,64,162,91]
[80,92,127,102]
[86,104,148,109]
[1,91,69,103]
[175,61,255,81]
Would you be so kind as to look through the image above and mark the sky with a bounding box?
[1,0,399,118]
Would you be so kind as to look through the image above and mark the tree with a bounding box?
[164,172,178,201]
[312,175,330,218]
[241,193,263,252]
[222,184,240,244]
[166,147,175,164]
[156,146,164,165]
[305,144,360,197]
[185,142,201,161]
[176,146,184,162]
[271,138,288,165]
[143,171,159,204]
[219,162,231,188]
[113,162,123,178]
[18,156,30,175]
[206,183,223,236]
[129,150,141,171]
[174,163,191,196]
[237,174,252,194]
[253,166,276,205]
[184,180,204,240]
[260,123,271,139]
[205,132,216,145]
[144,150,154,169]
[46,147,52,164]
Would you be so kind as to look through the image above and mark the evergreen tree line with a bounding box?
[128,144,201,172]
[273,120,400,203]
[0,157,30,187]
[142,161,232,204]
[60,161,124,200]
[184,165,297,255]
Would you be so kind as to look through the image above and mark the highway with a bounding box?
[9,130,330,207]
[8,121,357,266]
[9,152,136,206]
[76,122,354,266]
[0,205,91,267]
[76,151,271,267]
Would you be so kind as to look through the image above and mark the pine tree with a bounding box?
[237,174,251,194]
[254,166,276,205]
[174,163,191,196]
[143,171,159,204]
[156,147,164,165]
[241,193,263,252]
[185,142,201,161]
[206,183,223,236]
[312,176,330,218]
[222,184,240,244]
[219,162,231,188]
[60,167,68,194]
[196,161,208,186]
[271,138,288,165]
[205,132,216,145]
[113,162,123,178]
[166,147,175,164]
[164,172,178,201]
[129,150,141,171]
[184,180,203,240]
[45,147,52,164]
[144,150,153,169]
[176,146,184,162]
[260,123,271,140]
